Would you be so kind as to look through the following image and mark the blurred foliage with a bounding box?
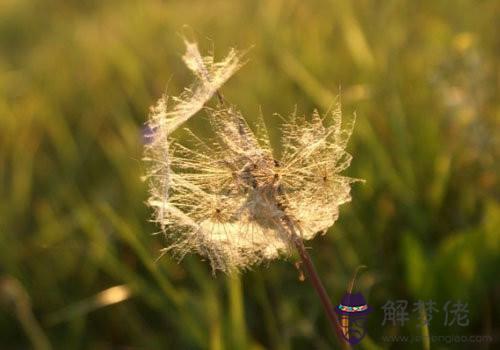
[0,0,499,349]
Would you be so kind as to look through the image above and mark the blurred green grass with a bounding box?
[0,0,499,349]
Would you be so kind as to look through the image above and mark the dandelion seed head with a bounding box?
[144,41,360,273]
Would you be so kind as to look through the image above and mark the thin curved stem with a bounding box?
[280,218,348,349]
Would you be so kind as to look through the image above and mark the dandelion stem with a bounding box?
[294,238,347,347]
[281,219,348,348]
[215,90,225,105]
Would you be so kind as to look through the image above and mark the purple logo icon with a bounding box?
[335,292,372,345]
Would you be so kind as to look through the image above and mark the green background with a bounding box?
[1,0,498,349]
